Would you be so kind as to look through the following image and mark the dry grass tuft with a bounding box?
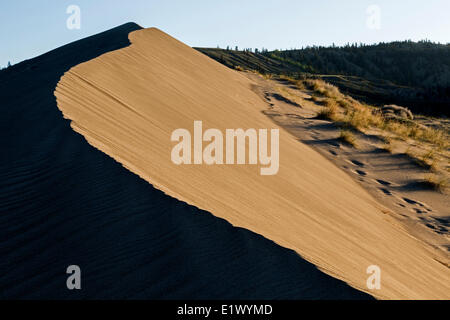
[316,100,339,121]
[304,79,340,99]
[339,129,358,148]
[342,107,384,131]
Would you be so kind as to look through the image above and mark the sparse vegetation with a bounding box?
[292,77,448,184]
[204,51,449,194]
[300,79,448,151]
[304,79,340,99]
[339,129,358,148]
[316,100,339,121]
[341,107,384,131]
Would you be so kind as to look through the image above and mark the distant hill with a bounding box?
[197,41,450,116]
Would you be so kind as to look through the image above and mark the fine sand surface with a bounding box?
[0,23,370,299]
[55,28,450,299]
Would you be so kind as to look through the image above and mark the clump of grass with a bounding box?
[336,98,352,110]
[343,108,382,130]
[422,174,449,193]
[234,65,244,71]
[382,120,448,148]
[339,129,358,148]
[383,121,408,138]
[419,127,447,149]
[304,79,340,99]
[316,100,339,121]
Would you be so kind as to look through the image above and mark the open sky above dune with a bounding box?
[2,0,450,66]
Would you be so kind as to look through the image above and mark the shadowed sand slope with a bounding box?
[55,28,450,299]
[0,24,370,299]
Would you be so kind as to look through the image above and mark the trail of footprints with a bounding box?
[345,158,448,236]
[262,93,449,237]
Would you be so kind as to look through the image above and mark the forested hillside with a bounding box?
[197,41,450,116]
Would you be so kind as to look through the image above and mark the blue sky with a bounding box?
[1,0,449,66]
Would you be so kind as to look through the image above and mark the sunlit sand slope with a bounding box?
[55,28,450,299]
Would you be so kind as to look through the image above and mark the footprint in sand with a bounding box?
[262,110,281,117]
[402,198,428,209]
[380,188,393,196]
[355,170,367,176]
[426,223,437,230]
[349,159,365,167]
[329,150,338,156]
[376,179,392,186]
[286,113,303,119]
[328,141,341,148]
[433,217,449,227]
[424,222,448,235]
[401,197,433,215]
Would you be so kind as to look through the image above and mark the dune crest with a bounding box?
[55,27,450,299]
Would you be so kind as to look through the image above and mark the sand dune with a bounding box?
[0,23,369,299]
[55,28,450,299]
